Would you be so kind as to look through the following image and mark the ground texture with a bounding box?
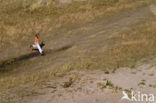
[0,1,156,103]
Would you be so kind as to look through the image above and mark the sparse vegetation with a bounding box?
[0,0,154,59]
[63,77,73,88]
[149,73,155,76]
[138,80,146,86]
[149,84,156,88]
[97,79,122,91]
[124,88,133,99]
[106,80,114,88]
[0,0,156,102]
[104,69,110,74]
[98,21,156,70]
[61,63,72,73]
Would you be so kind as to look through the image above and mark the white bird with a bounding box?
[121,91,131,101]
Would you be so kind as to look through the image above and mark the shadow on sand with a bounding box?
[0,44,72,72]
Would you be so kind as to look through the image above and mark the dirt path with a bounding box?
[0,4,154,74]
[1,3,156,103]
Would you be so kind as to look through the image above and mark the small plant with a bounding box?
[97,82,107,89]
[103,78,107,81]
[83,62,92,69]
[124,89,133,99]
[115,86,122,91]
[149,73,154,76]
[77,87,82,91]
[90,80,94,83]
[62,63,72,73]
[106,80,114,88]
[104,69,110,74]
[20,79,26,84]
[138,80,146,86]
[63,77,73,88]
[97,82,103,87]
[102,85,107,89]
[112,68,116,73]
[149,84,153,87]
[131,71,137,74]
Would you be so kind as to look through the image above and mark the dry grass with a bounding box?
[1,19,156,90]
[1,22,156,102]
[0,1,156,102]
[0,0,155,84]
[0,63,67,90]
[0,0,154,49]
[98,21,156,69]
[0,0,154,61]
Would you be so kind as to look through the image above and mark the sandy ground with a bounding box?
[0,3,156,103]
[20,58,156,103]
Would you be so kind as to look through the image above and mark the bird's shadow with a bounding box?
[0,43,73,72]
